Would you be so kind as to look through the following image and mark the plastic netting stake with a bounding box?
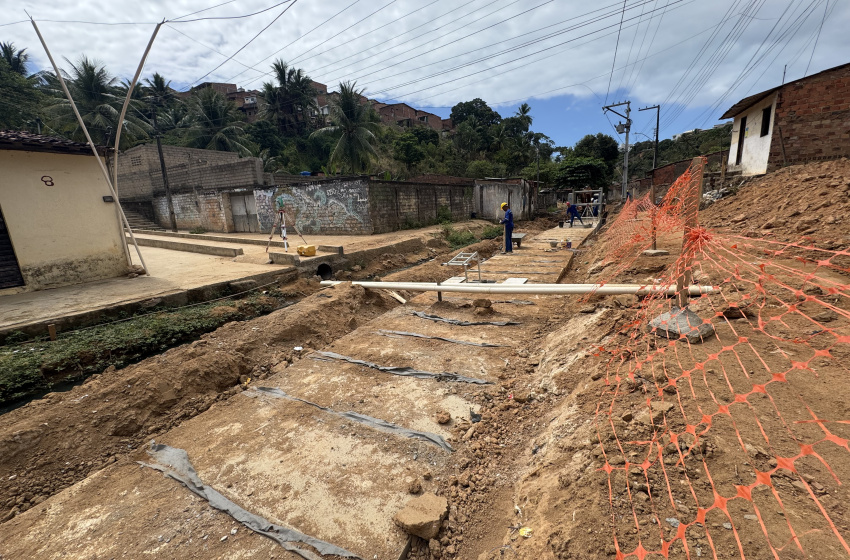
[675,157,706,309]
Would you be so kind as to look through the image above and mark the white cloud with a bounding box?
[3,0,847,121]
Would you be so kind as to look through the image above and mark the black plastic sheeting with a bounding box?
[313,351,492,385]
[411,311,520,327]
[140,443,360,560]
[248,387,453,452]
[376,330,508,348]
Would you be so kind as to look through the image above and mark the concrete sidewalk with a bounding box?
[0,247,295,335]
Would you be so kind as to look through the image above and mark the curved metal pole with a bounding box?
[112,21,162,190]
[30,18,154,276]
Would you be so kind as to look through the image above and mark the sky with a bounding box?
[2,0,847,148]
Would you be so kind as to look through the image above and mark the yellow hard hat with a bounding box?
[500,202,508,210]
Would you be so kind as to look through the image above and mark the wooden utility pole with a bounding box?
[675,157,705,309]
[152,108,178,232]
[639,104,660,250]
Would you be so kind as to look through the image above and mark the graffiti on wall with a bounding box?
[255,180,372,235]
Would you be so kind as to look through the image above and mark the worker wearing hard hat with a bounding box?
[499,202,513,254]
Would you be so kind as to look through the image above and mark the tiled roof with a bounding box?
[0,130,107,155]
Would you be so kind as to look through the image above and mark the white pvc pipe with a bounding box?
[320,281,717,296]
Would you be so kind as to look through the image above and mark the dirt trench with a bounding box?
[0,282,397,522]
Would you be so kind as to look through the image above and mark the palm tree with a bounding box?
[309,81,379,173]
[515,103,532,131]
[184,87,252,155]
[43,56,148,147]
[0,42,29,76]
[260,60,317,135]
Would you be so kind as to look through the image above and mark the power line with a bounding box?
[226,0,365,85]
[336,0,557,88]
[604,0,628,104]
[320,0,519,84]
[171,1,237,21]
[356,0,660,92]
[393,0,709,110]
[804,0,829,76]
[306,0,482,77]
[364,0,670,97]
[185,0,298,90]
[370,0,689,102]
[289,0,441,67]
[287,0,400,65]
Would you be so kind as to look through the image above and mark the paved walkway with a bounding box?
[0,247,291,332]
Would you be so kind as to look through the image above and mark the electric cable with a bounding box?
[184,0,299,91]
[604,0,628,104]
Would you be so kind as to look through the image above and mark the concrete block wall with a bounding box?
[118,144,239,177]
[258,178,373,235]
[117,146,257,200]
[368,182,474,233]
[474,181,530,220]
[769,64,850,171]
[153,190,234,232]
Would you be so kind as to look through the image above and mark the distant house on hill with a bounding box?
[0,131,130,292]
[721,62,850,176]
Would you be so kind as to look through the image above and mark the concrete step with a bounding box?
[123,209,164,231]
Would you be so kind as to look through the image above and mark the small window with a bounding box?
[131,155,142,167]
[760,106,771,137]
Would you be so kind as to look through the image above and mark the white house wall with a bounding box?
[727,93,777,176]
[0,150,129,291]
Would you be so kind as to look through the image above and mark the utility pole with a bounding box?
[535,143,540,218]
[603,101,631,199]
[639,104,660,250]
[151,107,178,232]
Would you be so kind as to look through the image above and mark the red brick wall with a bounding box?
[768,64,850,172]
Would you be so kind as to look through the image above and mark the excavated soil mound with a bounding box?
[701,158,850,245]
[0,283,395,522]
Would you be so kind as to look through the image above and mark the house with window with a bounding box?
[0,131,130,293]
[721,62,850,176]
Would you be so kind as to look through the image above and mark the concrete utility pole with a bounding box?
[639,104,660,250]
[603,101,631,199]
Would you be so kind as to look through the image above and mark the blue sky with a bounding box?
[3,0,847,149]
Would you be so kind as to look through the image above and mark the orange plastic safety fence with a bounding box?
[589,159,850,559]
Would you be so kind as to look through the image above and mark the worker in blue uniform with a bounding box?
[566,202,584,227]
[500,202,514,254]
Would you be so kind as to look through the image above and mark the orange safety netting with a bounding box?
[590,158,850,559]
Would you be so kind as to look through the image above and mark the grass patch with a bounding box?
[189,226,207,234]
[441,225,478,250]
[481,225,504,240]
[0,293,284,407]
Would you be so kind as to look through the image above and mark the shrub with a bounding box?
[189,226,207,234]
[481,225,503,239]
[436,205,453,224]
[442,225,477,249]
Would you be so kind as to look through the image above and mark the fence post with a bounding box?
[675,157,705,308]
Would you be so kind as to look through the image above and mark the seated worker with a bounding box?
[566,202,584,227]
[499,202,513,254]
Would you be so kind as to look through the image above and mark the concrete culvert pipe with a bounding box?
[317,263,333,280]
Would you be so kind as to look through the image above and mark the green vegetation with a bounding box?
[0,294,284,406]
[441,225,478,250]
[189,226,207,234]
[481,225,504,239]
[0,40,731,190]
[622,124,734,177]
